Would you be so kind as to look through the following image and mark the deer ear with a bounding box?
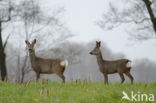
[32,39,36,44]
[25,40,30,45]
[96,41,101,43]
[96,41,99,44]
[98,41,101,47]
[96,41,101,47]
[96,41,98,47]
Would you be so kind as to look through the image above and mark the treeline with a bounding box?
[4,41,156,82]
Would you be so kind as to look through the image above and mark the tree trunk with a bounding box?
[20,56,28,83]
[143,0,156,32]
[0,22,7,81]
[20,69,25,84]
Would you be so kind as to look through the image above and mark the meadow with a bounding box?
[0,80,155,103]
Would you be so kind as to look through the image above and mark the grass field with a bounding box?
[0,80,155,103]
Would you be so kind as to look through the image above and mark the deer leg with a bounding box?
[125,72,134,84]
[118,73,125,84]
[103,74,108,84]
[36,72,40,81]
[57,73,65,84]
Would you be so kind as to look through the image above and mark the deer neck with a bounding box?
[96,50,103,66]
[29,50,36,63]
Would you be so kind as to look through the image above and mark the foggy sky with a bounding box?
[39,0,156,61]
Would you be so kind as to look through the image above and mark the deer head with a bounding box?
[25,39,36,54]
[89,41,101,55]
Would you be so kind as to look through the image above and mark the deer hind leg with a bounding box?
[57,73,65,84]
[125,72,134,84]
[36,72,40,81]
[118,73,125,84]
[61,67,66,74]
[103,74,108,84]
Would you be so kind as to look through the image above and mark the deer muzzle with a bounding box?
[89,52,93,55]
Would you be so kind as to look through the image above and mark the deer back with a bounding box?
[31,57,66,74]
[101,59,130,73]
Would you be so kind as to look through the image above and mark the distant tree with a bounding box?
[0,1,12,81]
[10,0,73,83]
[134,59,156,82]
[49,42,84,64]
[98,0,156,41]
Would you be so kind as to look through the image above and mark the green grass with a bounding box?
[0,81,156,103]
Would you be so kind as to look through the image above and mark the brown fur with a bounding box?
[25,39,67,83]
[89,41,134,84]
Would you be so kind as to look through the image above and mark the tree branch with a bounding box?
[143,0,156,32]
[0,7,12,22]
[3,33,11,49]
[29,17,56,37]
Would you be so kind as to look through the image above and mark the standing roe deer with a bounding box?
[89,41,134,84]
[25,39,68,84]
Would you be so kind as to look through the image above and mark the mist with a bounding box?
[5,40,156,82]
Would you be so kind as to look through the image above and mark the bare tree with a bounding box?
[133,58,156,82]
[98,0,156,41]
[10,0,73,83]
[14,0,43,83]
[49,42,84,64]
[0,1,12,81]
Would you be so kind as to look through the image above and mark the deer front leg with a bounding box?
[103,73,108,84]
[118,73,125,84]
[36,72,40,81]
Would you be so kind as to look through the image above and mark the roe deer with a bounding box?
[25,39,68,84]
[89,41,134,84]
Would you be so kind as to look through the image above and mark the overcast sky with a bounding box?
[40,0,156,61]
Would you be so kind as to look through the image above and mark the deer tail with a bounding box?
[60,59,68,68]
[126,60,132,68]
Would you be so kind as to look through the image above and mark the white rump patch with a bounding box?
[126,61,131,68]
[60,59,68,68]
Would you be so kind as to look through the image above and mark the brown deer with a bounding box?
[25,39,68,84]
[89,41,134,84]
